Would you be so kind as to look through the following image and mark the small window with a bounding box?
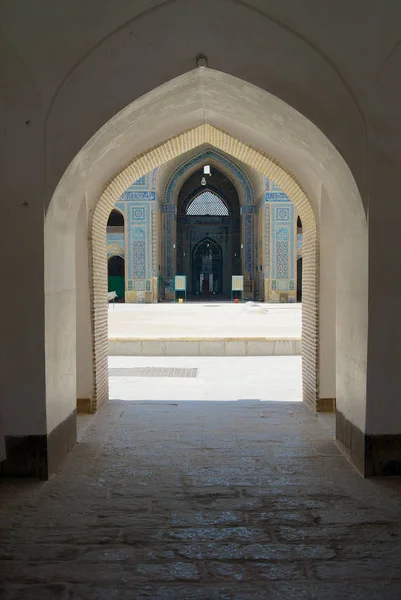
[108,255,124,276]
[107,210,124,226]
[186,191,229,216]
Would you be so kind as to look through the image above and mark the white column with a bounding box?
[319,193,336,403]
[75,196,94,406]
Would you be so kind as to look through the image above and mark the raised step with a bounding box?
[108,337,302,356]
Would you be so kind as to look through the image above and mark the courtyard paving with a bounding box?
[108,302,301,340]
[108,356,302,403]
[1,373,401,598]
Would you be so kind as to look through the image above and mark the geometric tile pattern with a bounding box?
[264,203,270,279]
[186,191,229,216]
[132,232,146,279]
[297,233,303,257]
[126,169,159,191]
[107,171,158,289]
[107,242,124,256]
[162,204,177,278]
[131,206,145,220]
[276,240,289,278]
[107,233,124,257]
[133,279,146,291]
[267,187,295,284]
[151,201,158,277]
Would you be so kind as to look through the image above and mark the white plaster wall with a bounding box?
[46,69,366,436]
[319,189,336,399]
[0,36,47,437]
[75,196,94,402]
[364,45,401,436]
[45,223,77,433]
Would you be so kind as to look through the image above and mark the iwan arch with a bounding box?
[107,145,304,305]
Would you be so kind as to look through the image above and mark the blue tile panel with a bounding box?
[106,232,124,256]
[264,181,295,292]
[111,174,159,291]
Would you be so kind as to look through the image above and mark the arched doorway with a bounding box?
[95,125,318,411]
[192,237,223,297]
[44,70,368,475]
[297,216,303,302]
[107,208,125,301]
[296,216,303,302]
[107,256,125,301]
[176,167,241,299]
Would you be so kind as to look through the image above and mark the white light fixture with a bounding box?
[201,176,207,186]
[241,243,244,249]
[203,165,211,175]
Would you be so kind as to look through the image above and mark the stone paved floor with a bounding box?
[1,400,401,599]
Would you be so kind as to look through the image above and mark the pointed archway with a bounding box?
[192,237,223,298]
[44,69,367,475]
[91,124,318,413]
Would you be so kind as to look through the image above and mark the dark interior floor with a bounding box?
[1,400,401,599]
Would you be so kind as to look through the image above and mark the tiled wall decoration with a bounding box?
[114,201,125,213]
[151,201,158,277]
[264,180,296,297]
[132,207,145,221]
[163,148,255,278]
[106,159,299,302]
[106,169,159,300]
[241,205,256,275]
[107,242,124,256]
[264,203,270,279]
[297,233,303,256]
[107,233,124,257]
[162,204,177,284]
[125,169,158,191]
[132,227,146,279]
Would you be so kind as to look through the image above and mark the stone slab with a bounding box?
[1,399,401,598]
[109,338,301,357]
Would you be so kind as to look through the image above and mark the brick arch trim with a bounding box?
[91,124,318,412]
